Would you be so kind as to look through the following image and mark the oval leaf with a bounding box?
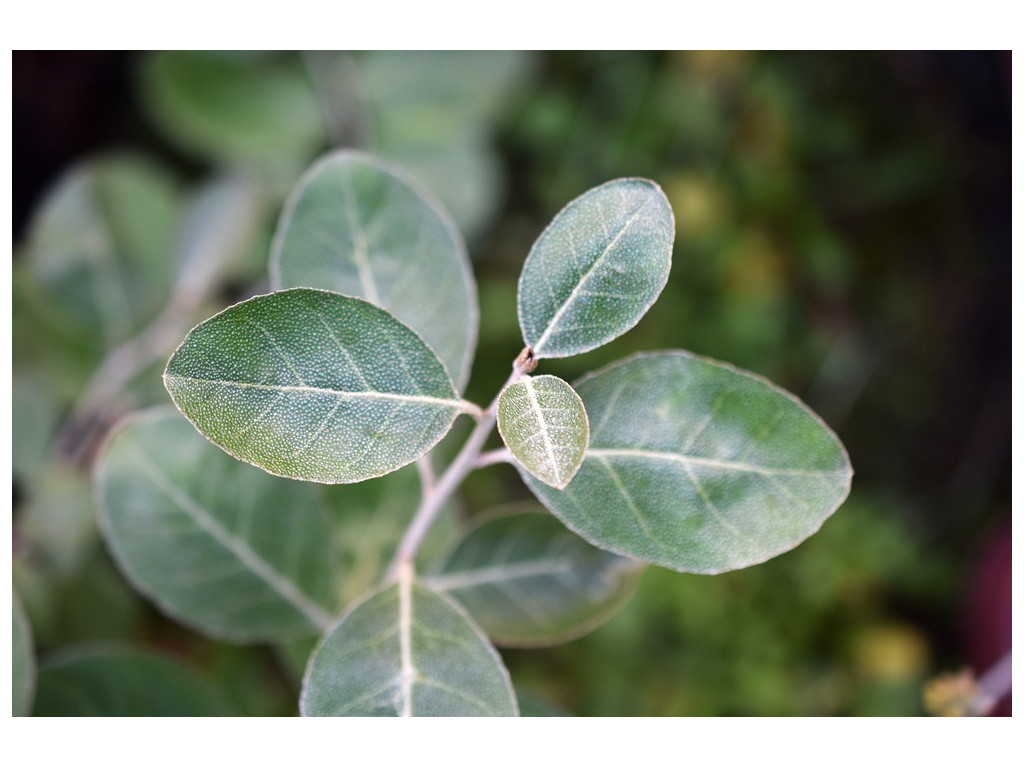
[517,178,674,359]
[497,375,589,489]
[13,591,35,716]
[140,51,325,181]
[95,407,339,642]
[25,153,182,351]
[521,352,853,574]
[425,510,641,647]
[33,647,236,716]
[164,288,464,484]
[270,151,478,390]
[301,566,517,717]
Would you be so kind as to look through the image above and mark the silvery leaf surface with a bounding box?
[518,178,674,359]
[301,567,517,717]
[497,375,589,489]
[164,288,465,484]
[95,408,339,642]
[425,509,641,647]
[270,151,477,391]
[521,352,853,574]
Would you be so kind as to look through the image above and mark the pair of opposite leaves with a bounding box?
[163,151,852,577]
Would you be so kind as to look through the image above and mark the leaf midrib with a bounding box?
[129,450,333,630]
[532,195,653,355]
[424,558,577,592]
[165,374,464,410]
[586,448,847,477]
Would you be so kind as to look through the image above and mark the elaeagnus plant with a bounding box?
[92,149,852,717]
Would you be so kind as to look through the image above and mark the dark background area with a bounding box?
[12,51,1011,716]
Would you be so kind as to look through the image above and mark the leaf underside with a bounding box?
[521,352,853,574]
[96,408,339,642]
[301,569,518,717]
[164,288,461,484]
[270,151,478,391]
[426,509,641,647]
[518,177,674,359]
[497,375,589,489]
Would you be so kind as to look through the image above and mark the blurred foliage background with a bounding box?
[12,51,1011,716]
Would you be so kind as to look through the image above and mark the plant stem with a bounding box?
[387,361,526,578]
[475,448,512,469]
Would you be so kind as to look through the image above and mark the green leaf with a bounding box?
[497,375,589,489]
[270,151,478,391]
[95,407,339,642]
[32,647,236,716]
[139,51,325,183]
[164,288,466,484]
[425,509,641,647]
[24,153,182,351]
[518,178,675,359]
[521,352,853,574]
[301,566,518,717]
[13,591,35,716]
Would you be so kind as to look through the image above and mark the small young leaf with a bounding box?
[33,647,236,716]
[95,408,339,642]
[301,567,518,717]
[270,150,478,391]
[521,352,853,574]
[13,591,35,717]
[425,509,642,647]
[497,375,589,489]
[164,288,465,484]
[518,178,674,359]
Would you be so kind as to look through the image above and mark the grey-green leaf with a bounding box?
[497,375,589,489]
[301,566,517,716]
[164,288,465,484]
[13,591,35,716]
[521,352,853,574]
[24,153,182,351]
[518,178,674,359]
[95,407,339,642]
[33,647,236,716]
[425,510,641,647]
[270,151,478,391]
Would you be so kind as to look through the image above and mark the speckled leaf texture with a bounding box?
[301,568,518,717]
[518,178,674,359]
[13,591,35,716]
[424,510,641,647]
[33,648,236,716]
[95,408,339,642]
[270,151,478,391]
[164,288,465,484]
[522,352,853,574]
[497,375,589,489]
